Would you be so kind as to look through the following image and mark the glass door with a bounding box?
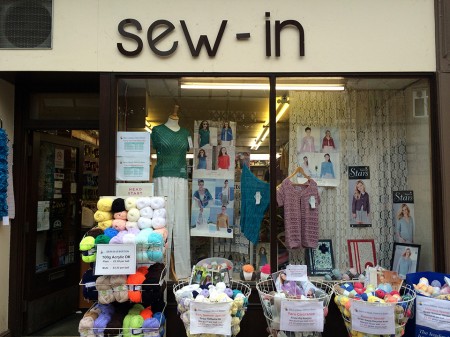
[23,131,83,332]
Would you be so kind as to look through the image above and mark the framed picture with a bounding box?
[255,242,270,271]
[306,239,335,276]
[347,239,377,274]
[390,243,421,279]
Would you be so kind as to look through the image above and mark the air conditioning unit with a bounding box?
[0,0,52,49]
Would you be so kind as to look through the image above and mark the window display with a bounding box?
[116,76,433,283]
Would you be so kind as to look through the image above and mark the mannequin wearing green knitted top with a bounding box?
[151,121,190,178]
[151,106,192,279]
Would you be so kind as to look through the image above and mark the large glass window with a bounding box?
[117,77,271,280]
[275,77,432,275]
[116,76,432,281]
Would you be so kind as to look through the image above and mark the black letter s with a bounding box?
[117,19,143,57]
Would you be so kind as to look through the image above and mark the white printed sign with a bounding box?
[416,296,450,332]
[95,244,136,275]
[116,157,150,181]
[286,264,308,281]
[351,301,395,335]
[190,302,232,335]
[115,183,154,197]
[280,300,324,332]
[117,132,150,157]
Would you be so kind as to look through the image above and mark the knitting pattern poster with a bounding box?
[191,120,236,238]
[193,120,236,172]
[392,191,415,244]
[190,172,234,239]
[296,126,341,187]
[348,166,372,227]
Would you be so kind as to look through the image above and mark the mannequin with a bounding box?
[151,104,191,279]
[165,105,181,131]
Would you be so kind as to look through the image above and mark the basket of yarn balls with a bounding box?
[413,276,450,300]
[333,280,416,337]
[173,279,251,336]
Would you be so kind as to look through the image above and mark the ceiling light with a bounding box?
[180,82,345,91]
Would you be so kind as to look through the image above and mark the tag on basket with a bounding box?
[286,264,308,281]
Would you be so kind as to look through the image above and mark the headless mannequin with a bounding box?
[152,104,191,280]
[165,105,181,131]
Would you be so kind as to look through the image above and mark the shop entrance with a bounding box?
[22,130,99,334]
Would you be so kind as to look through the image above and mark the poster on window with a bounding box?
[191,120,236,238]
[297,126,340,187]
[392,191,415,244]
[191,172,234,239]
[194,120,236,172]
[348,166,371,227]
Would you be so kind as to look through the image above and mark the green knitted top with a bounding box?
[151,124,190,179]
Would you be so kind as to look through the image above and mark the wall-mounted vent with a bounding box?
[0,0,52,49]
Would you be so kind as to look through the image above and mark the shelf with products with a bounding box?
[78,195,169,335]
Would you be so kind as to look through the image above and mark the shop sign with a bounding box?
[117,12,304,58]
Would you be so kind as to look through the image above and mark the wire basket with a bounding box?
[173,279,251,337]
[333,281,416,337]
[256,277,334,337]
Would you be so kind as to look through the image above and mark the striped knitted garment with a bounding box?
[276,179,320,249]
[151,124,190,179]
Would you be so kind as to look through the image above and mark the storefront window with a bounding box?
[275,77,433,275]
[115,76,432,281]
[117,77,271,280]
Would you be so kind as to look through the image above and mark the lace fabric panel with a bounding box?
[287,90,407,270]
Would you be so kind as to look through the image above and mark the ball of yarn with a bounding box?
[111,198,126,213]
[112,219,126,231]
[104,227,119,239]
[97,220,113,230]
[97,198,113,212]
[114,210,128,220]
[82,268,98,301]
[95,234,111,245]
[127,208,141,222]
[138,217,152,229]
[153,208,166,219]
[136,197,152,210]
[142,317,160,330]
[140,206,154,219]
[151,217,166,229]
[149,197,165,209]
[147,250,163,263]
[94,210,113,222]
[125,197,137,210]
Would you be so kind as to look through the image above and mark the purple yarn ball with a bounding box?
[200,289,210,297]
[224,288,233,298]
[93,313,112,332]
[431,280,442,288]
[142,317,160,330]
